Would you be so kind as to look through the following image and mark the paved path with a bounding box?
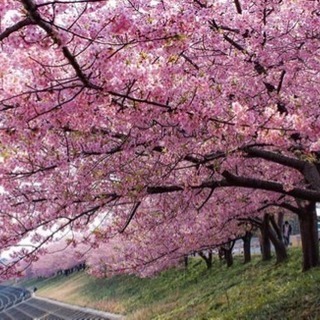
[0,297,123,319]
[0,286,124,320]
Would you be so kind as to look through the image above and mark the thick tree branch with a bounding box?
[242,147,305,170]
[147,185,184,194]
[0,18,35,41]
[258,202,300,215]
[243,147,320,190]
[234,0,242,14]
[147,172,320,201]
[222,170,320,201]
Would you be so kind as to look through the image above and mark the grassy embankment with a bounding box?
[20,248,320,320]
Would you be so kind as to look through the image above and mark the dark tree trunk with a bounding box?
[242,231,252,263]
[268,214,288,263]
[218,247,224,260]
[225,248,233,267]
[208,250,212,266]
[198,250,213,269]
[184,255,189,269]
[260,214,272,261]
[268,224,288,264]
[220,240,235,267]
[277,211,284,242]
[298,201,319,271]
[270,214,282,241]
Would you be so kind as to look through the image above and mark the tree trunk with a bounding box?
[298,201,319,271]
[221,240,235,267]
[225,248,233,267]
[268,223,288,264]
[277,211,284,242]
[260,214,272,261]
[184,255,189,269]
[242,231,252,263]
[265,214,288,263]
[270,214,282,241]
[198,250,213,269]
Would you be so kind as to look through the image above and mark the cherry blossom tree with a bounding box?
[0,0,319,277]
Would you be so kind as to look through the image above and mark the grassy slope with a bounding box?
[20,248,320,320]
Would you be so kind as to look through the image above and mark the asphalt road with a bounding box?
[0,286,123,320]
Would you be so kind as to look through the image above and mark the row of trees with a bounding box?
[0,0,319,278]
[21,212,292,278]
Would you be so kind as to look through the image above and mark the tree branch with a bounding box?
[242,147,305,170]
[234,0,242,14]
[109,91,172,110]
[223,35,245,52]
[277,70,286,93]
[146,171,320,201]
[147,185,184,194]
[21,0,100,89]
[0,18,35,41]
[258,202,300,215]
[119,201,141,233]
[222,170,320,201]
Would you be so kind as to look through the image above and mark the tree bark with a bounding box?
[242,231,252,263]
[260,214,272,261]
[298,201,319,271]
[277,211,284,242]
[267,214,288,263]
[184,255,189,269]
[198,250,213,269]
[225,248,233,267]
[220,240,235,267]
[268,223,288,264]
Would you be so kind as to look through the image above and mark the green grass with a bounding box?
[19,248,320,319]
